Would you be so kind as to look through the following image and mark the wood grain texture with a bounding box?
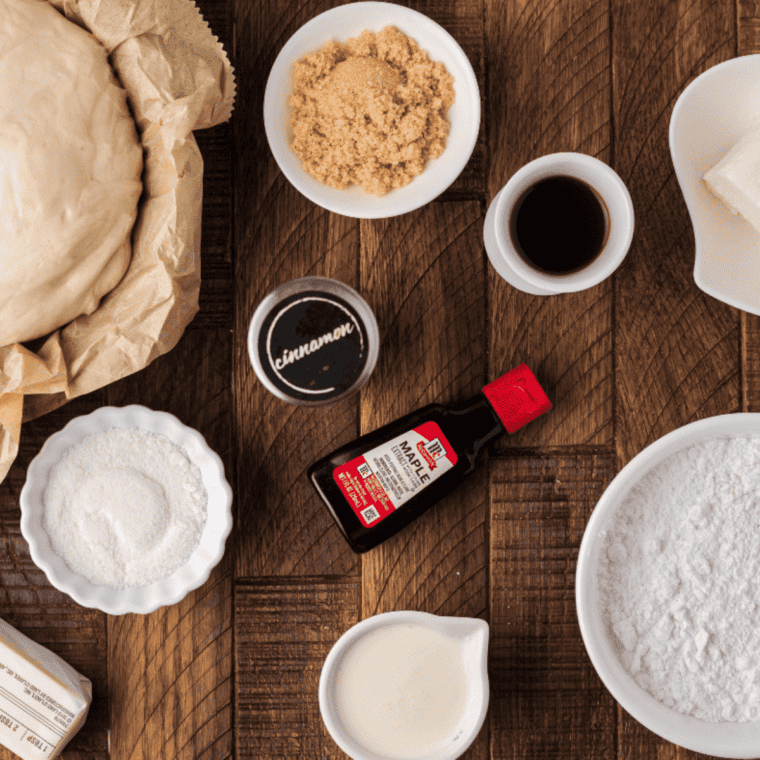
[487,0,611,178]
[361,469,489,621]
[106,327,233,760]
[738,0,759,55]
[194,124,234,331]
[360,202,485,427]
[740,8,760,416]
[359,201,488,759]
[486,0,614,448]
[232,186,361,577]
[0,558,108,760]
[0,393,110,760]
[612,0,738,473]
[232,0,364,577]
[489,453,617,760]
[359,202,487,612]
[235,577,360,759]
[106,329,233,464]
[612,0,737,756]
[192,0,233,330]
[414,0,486,201]
[742,312,760,413]
[109,562,233,760]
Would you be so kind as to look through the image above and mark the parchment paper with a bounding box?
[0,0,235,484]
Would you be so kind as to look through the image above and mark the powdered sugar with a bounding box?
[43,428,207,589]
[597,434,760,722]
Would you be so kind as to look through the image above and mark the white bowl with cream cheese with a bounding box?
[669,55,760,316]
[576,413,760,757]
[20,405,233,615]
[319,611,489,760]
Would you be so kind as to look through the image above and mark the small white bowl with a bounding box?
[576,413,760,757]
[669,55,760,316]
[20,405,233,616]
[319,611,489,760]
[263,2,480,219]
[484,152,634,294]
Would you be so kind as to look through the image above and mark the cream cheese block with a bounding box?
[703,122,760,235]
[0,0,143,347]
[0,617,91,759]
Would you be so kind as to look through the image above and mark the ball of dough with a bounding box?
[0,0,143,347]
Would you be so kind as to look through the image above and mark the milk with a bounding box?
[334,622,469,759]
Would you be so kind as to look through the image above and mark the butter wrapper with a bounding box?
[0,618,92,759]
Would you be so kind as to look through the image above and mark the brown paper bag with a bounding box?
[0,0,235,484]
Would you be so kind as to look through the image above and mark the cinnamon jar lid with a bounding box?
[248,277,379,406]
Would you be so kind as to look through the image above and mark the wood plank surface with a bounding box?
[739,6,760,418]
[359,199,488,621]
[612,0,738,470]
[486,0,614,449]
[106,327,234,760]
[232,0,362,576]
[108,563,233,760]
[232,187,361,577]
[489,453,617,760]
[421,0,486,201]
[359,199,490,760]
[235,577,360,759]
[194,124,234,331]
[5,0,760,756]
[611,0,737,757]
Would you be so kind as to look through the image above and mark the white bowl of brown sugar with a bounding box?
[264,2,480,218]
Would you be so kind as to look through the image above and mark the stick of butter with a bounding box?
[704,122,760,234]
[0,618,91,759]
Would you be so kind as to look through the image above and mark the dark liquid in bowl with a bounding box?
[510,175,608,274]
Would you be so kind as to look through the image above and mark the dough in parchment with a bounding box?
[0,0,143,347]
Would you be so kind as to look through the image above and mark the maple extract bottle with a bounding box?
[308,364,551,553]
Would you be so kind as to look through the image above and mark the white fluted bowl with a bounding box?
[20,405,233,615]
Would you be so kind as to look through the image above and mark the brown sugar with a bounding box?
[289,26,456,196]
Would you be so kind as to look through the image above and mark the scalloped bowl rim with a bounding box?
[20,405,233,615]
[669,54,760,315]
[263,1,481,219]
[576,413,760,757]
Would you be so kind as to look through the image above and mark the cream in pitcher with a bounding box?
[320,611,489,760]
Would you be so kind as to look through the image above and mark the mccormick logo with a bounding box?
[418,437,445,469]
[274,322,355,370]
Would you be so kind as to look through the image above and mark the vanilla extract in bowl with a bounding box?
[510,175,609,274]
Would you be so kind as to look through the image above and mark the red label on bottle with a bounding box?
[333,421,458,528]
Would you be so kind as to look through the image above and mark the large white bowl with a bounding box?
[669,55,760,316]
[576,413,760,757]
[20,405,233,615]
[263,1,480,219]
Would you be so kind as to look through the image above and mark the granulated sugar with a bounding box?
[597,434,760,722]
[43,428,207,589]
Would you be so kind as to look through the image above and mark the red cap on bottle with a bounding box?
[482,364,552,433]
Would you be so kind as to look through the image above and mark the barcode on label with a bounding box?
[357,462,372,478]
[362,506,380,523]
[425,438,445,459]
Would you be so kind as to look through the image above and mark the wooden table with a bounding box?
[2,0,759,757]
